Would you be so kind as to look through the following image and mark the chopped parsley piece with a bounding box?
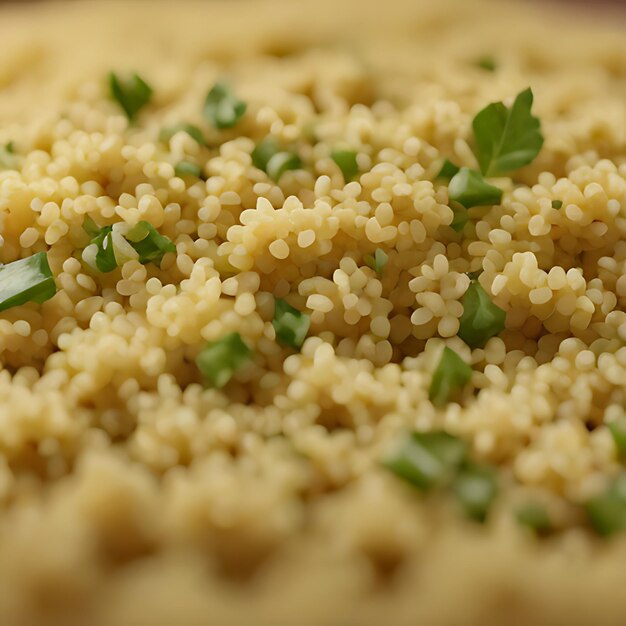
[551,199,563,209]
[429,346,472,407]
[365,248,388,276]
[93,227,118,273]
[516,502,552,534]
[608,415,626,459]
[251,137,301,181]
[82,215,101,238]
[331,149,359,182]
[196,332,252,388]
[125,221,176,266]
[458,280,506,349]
[272,298,311,350]
[159,123,205,146]
[437,158,460,181]
[203,83,247,129]
[0,142,18,169]
[454,463,499,522]
[472,87,544,177]
[0,252,57,312]
[449,201,469,233]
[174,161,203,179]
[586,473,626,536]
[383,431,467,491]
[448,167,502,208]
[109,72,153,121]
[474,56,497,72]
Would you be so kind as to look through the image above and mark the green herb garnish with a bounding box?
[448,167,502,208]
[0,142,18,169]
[365,248,388,276]
[608,415,626,459]
[203,83,247,129]
[516,502,552,534]
[474,56,497,72]
[454,463,499,522]
[251,137,280,171]
[159,123,205,146]
[429,346,472,406]
[174,161,203,179]
[272,298,311,350]
[383,431,467,491]
[196,332,252,388]
[551,199,563,209]
[251,137,302,181]
[125,221,176,266]
[109,72,153,121]
[458,280,506,349]
[82,215,101,238]
[331,149,359,182]
[450,201,469,233]
[93,227,118,273]
[0,252,57,312]
[586,473,626,536]
[437,158,460,181]
[472,87,543,177]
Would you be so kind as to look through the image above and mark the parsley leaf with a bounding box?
[109,72,153,121]
[196,332,252,388]
[458,280,506,348]
[0,252,57,312]
[448,167,502,208]
[429,346,472,406]
[472,87,544,177]
[331,149,359,182]
[203,83,247,129]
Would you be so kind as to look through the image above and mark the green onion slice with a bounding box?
[93,227,118,273]
[203,83,247,130]
[272,298,311,350]
[586,473,626,536]
[331,149,359,182]
[0,252,57,312]
[125,221,176,266]
[516,502,552,534]
[383,431,468,491]
[159,123,205,146]
[454,463,499,522]
[109,72,153,121]
[196,332,252,388]
[429,346,472,407]
[174,161,203,179]
[474,56,497,72]
[365,248,388,276]
[266,152,302,181]
[551,199,563,209]
[458,280,506,349]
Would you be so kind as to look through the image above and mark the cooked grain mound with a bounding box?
[0,0,625,624]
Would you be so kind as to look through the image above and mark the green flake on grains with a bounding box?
[82,215,101,238]
[474,56,497,72]
[196,332,252,388]
[251,137,302,181]
[449,201,469,233]
[331,149,359,182]
[203,83,247,129]
[93,227,118,273]
[608,415,626,458]
[429,347,472,407]
[551,199,563,209]
[365,248,388,276]
[453,463,498,522]
[251,136,280,171]
[472,87,544,177]
[383,431,467,491]
[159,123,205,146]
[458,280,506,349]
[436,158,460,181]
[272,298,311,350]
[516,502,552,534]
[0,252,57,313]
[174,161,203,179]
[448,168,502,209]
[109,72,153,121]
[586,473,626,536]
[0,142,18,169]
[125,221,176,266]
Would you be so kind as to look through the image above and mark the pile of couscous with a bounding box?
[0,0,625,624]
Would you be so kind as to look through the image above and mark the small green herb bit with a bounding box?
[203,83,247,129]
[448,168,502,209]
[429,346,472,406]
[384,431,467,491]
[174,161,203,179]
[365,248,388,276]
[159,123,205,146]
[196,332,252,388]
[0,142,18,169]
[109,72,153,121]
[516,502,552,534]
[0,252,56,312]
[251,136,280,171]
[331,149,359,182]
[472,87,544,177]
[437,159,460,181]
[454,463,498,522]
[273,298,311,350]
[251,137,301,181]
[551,199,563,209]
[449,201,469,233]
[82,215,101,238]
[92,227,118,273]
[474,56,497,72]
[458,280,506,349]
[125,221,176,266]
[586,473,626,536]
[608,415,626,459]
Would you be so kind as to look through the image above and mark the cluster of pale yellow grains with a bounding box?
[0,0,625,624]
